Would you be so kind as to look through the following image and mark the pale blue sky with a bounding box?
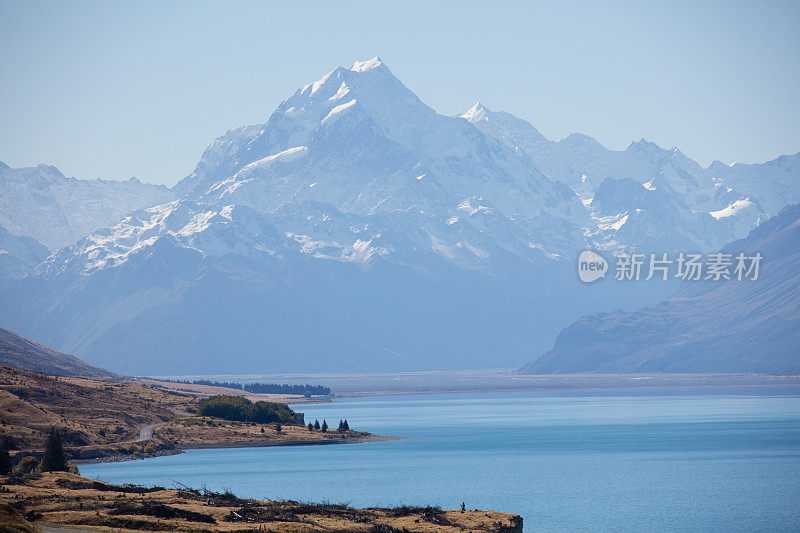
[1,0,798,186]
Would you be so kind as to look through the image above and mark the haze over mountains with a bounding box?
[0,58,798,374]
[524,204,800,374]
[0,326,116,379]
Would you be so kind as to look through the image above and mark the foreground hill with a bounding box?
[0,472,522,532]
[0,365,179,451]
[523,204,800,374]
[0,327,116,379]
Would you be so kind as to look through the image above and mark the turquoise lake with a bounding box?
[82,388,800,531]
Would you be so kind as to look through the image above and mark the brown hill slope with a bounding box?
[2,472,523,532]
[0,326,116,379]
[0,366,379,461]
[0,365,182,451]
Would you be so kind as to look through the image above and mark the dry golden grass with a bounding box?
[0,472,523,532]
[0,365,184,450]
[0,365,382,463]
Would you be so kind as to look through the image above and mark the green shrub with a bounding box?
[15,455,38,475]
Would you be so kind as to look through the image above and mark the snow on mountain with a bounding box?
[708,153,800,216]
[1,58,798,374]
[461,103,796,251]
[0,162,175,250]
[176,59,587,262]
[0,223,49,277]
[3,196,631,374]
[585,177,734,253]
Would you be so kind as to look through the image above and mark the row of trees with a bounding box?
[168,379,331,396]
[197,395,300,424]
[0,428,70,475]
[306,419,350,432]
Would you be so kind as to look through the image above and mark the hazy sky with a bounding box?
[1,0,799,186]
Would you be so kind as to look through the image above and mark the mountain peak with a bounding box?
[460,102,489,122]
[627,138,659,150]
[350,57,384,72]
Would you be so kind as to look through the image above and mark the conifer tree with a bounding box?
[0,437,11,475]
[321,419,328,432]
[314,419,320,430]
[342,419,350,431]
[41,428,68,472]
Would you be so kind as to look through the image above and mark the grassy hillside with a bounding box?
[0,472,523,532]
[0,365,184,451]
[0,366,377,462]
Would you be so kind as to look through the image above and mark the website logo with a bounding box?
[578,250,608,283]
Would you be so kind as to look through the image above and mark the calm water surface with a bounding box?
[82,388,800,531]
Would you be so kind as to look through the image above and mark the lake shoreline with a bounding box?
[73,433,401,465]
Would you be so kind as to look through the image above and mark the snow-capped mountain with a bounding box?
[0,162,174,250]
[708,153,800,216]
[5,197,636,374]
[176,58,588,261]
[1,58,798,374]
[462,102,784,252]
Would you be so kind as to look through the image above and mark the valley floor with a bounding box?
[161,370,800,397]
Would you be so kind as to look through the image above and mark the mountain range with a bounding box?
[0,161,173,250]
[524,204,800,374]
[0,58,798,374]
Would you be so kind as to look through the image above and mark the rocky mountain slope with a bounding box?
[523,204,800,374]
[462,102,780,253]
[2,199,622,374]
[0,162,174,250]
[0,326,116,379]
[0,224,49,277]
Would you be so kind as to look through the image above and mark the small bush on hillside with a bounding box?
[14,456,38,475]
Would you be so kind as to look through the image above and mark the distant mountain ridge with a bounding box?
[0,223,49,277]
[462,102,787,253]
[0,162,174,250]
[522,204,800,374]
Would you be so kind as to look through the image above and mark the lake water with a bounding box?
[82,388,800,531]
